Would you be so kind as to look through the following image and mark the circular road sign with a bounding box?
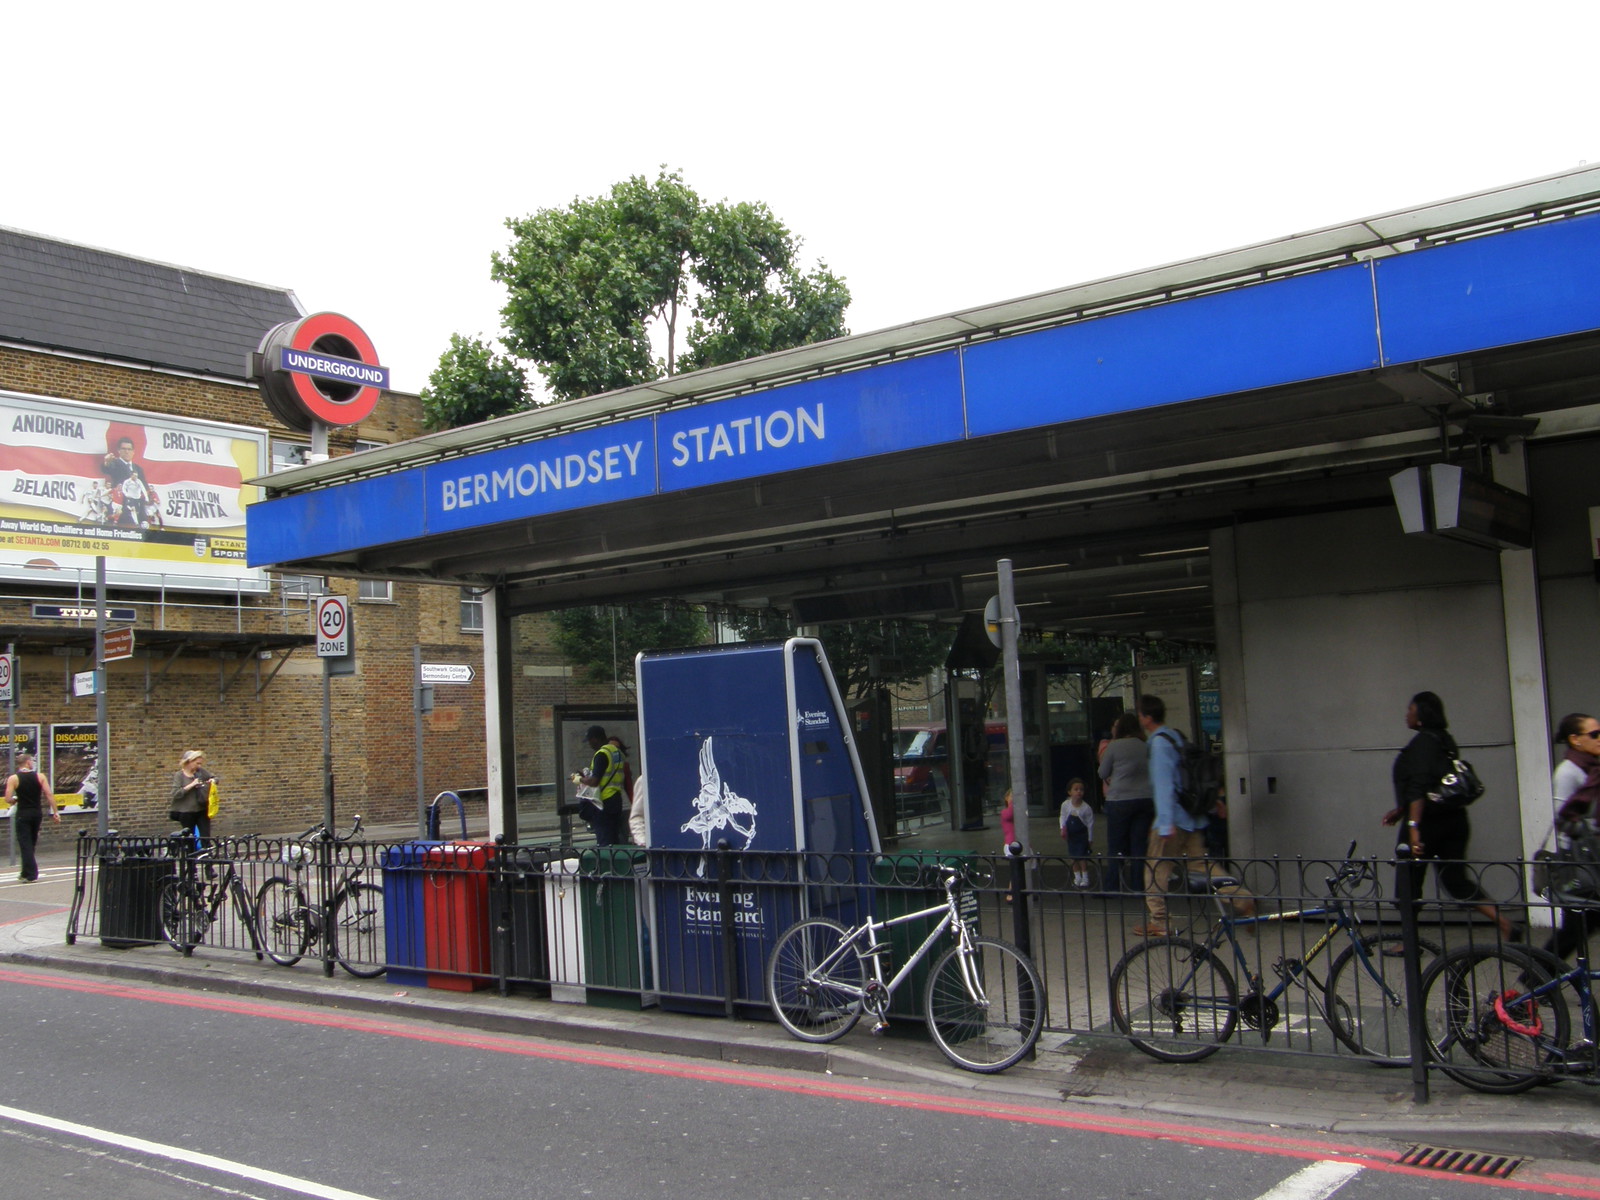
[256,312,387,431]
[315,595,350,656]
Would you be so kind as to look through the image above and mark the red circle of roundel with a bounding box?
[286,312,382,426]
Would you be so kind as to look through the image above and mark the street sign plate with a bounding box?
[0,653,13,703]
[73,669,99,698]
[419,662,475,684]
[102,627,135,662]
[314,595,349,657]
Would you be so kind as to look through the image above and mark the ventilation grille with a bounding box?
[1399,1145,1523,1179]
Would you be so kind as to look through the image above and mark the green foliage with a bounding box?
[551,604,710,691]
[723,610,950,702]
[489,169,850,402]
[420,335,531,431]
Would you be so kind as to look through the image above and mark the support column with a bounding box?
[1210,526,1253,859]
[1494,442,1551,860]
[482,585,518,843]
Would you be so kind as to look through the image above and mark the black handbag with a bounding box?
[1426,732,1484,808]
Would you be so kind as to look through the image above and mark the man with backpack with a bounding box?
[1132,694,1253,937]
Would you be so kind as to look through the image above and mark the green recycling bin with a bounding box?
[578,846,652,1010]
[870,851,979,1020]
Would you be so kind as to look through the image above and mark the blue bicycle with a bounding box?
[1110,844,1442,1062]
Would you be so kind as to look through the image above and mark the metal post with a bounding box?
[716,839,737,1018]
[5,640,14,867]
[322,660,334,833]
[95,556,109,836]
[997,559,1030,856]
[415,646,426,838]
[1395,842,1430,1103]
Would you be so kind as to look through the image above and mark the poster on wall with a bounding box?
[49,723,102,812]
[1134,663,1199,747]
[0,390,270,593]
[0,724,42,820]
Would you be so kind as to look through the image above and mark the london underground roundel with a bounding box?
[256,312,388,431]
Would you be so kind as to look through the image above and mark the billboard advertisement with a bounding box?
[0,391,269,592]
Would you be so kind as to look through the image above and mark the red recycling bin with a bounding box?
[423,842,496,991]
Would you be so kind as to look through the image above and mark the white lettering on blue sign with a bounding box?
[279,348,390,389]
[669,403,823,467]
[440,440,645,512]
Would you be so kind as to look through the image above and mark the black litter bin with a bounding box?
[491,846,550,995]
[99,841,170,948]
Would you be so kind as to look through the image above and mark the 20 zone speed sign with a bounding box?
[0,653,14,704]
[315,596,349,657]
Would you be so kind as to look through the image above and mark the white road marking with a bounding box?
[1252,1160,1365,1200]
[0,1102,381,1200]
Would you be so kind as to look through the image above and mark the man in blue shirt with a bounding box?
[1132,695,1252,937]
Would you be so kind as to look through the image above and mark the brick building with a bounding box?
[0,228,529,846]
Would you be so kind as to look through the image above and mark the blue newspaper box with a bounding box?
[639,639,880,1013]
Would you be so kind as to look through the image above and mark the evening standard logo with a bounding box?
[681,886,765,937]
[797,709,830,729]
[681,736,757,876]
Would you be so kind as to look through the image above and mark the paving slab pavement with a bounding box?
[3,841,1599,1170]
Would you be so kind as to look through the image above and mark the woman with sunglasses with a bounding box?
[1546,712,1600,959]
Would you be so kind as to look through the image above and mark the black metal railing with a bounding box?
[68,830,1569,1098]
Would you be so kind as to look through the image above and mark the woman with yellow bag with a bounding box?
[169,749,217,842]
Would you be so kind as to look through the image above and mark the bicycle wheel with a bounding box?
[765,918,865,1043]
[255,876,312,967]
[331,881,387,979]
[1109,936,1239,1062]
[924,936,1044,1073]
[158,878,209,952]
[1420,942,1569,1095]
[1324,930,1443,1062]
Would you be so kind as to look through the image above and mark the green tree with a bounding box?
[420,334,530,431]
[552,603,710,693]
[724,610,950,703]
[490,169,850,401]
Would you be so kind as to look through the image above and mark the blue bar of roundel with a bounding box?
[962,263,1381,436]
[246,471,423,566]
[657,350,964,490]
[425,416,657,533]
[1374,210,1600,365]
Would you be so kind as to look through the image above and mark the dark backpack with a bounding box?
[1154,729,1221,818]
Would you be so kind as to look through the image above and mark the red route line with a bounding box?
[3,965,1598,1198]
[0,906,69,928]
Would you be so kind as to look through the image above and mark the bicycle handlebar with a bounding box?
[291,815,365,844]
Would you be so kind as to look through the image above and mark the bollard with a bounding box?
[1395,842,1430,1103]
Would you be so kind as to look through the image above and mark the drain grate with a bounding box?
[1399,1144,1524,1179]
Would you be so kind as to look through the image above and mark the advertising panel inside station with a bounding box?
[637,639,879,1010]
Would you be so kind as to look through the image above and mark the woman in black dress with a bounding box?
[1381,691,1518,940]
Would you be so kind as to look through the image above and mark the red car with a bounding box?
[893,722,1006,808]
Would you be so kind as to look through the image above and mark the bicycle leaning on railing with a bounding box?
[764,864,1044,1073]
[158,826,266,960]
[254,816,386,979]
[1109,842,1442,1063]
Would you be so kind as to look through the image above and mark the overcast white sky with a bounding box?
[9,2,1600,398]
